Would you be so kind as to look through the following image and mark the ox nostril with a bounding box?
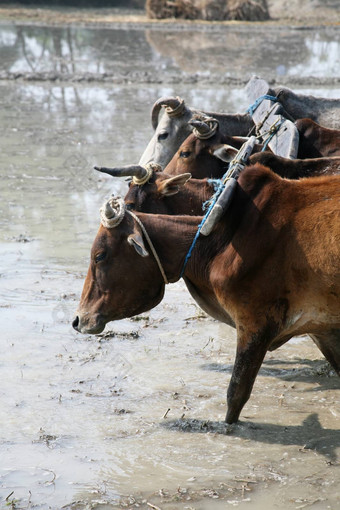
[72,316,79,330]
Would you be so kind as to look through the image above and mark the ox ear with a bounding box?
[127,229,149,258]
[212,144,238,163]
[157,173,192,196]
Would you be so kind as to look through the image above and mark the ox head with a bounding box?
[139,96,195,169]
[164,116,248,179]
[95,164,192,214]
[72,196,167,334]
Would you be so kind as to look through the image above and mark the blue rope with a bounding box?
[180,175,228,279]
[246,94,278,116]
[179,197,219,279]
[202,179,224,210]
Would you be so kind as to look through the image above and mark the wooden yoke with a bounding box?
[246,76,299,159]
[200,136,257,237]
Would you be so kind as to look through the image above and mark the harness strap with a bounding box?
[127,210,169,285]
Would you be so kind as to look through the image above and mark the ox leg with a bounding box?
[310,330,340,376]
[226,329,271,424]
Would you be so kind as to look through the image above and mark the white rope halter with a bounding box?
[164,96,185,118]
[132,162,162,186]
[192,116,219,140]
[126,210,169,285]
[100,196,168,284]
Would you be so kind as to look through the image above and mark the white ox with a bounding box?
[139,96,253,169]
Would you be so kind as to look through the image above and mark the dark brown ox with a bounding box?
[74,165,340,424]
[96,142,340,217]
[163,134,340,180]
[296,118,340,159]
[111,152,340,219]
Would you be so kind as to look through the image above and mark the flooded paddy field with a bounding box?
[0,14,339,510]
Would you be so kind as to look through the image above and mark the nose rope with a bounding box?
[126,209,169,285]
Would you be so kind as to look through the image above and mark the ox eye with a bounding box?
[158,132,168,141]
[180,151,191,158]
[95,252,106,263]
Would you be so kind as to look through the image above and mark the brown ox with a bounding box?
[112,150,340,218]
[100,116,340,184]
[73,165,340,424]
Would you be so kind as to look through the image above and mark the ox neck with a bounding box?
[134,212,205,285]
[127,209,169,285]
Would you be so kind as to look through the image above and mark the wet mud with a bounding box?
[0,9,339,510]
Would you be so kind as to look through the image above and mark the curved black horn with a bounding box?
[189,117,219,139]
[189,119,211,135]
[94,165,148,180]
[151,96,185,130]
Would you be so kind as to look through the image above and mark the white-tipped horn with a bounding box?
[105,201,115,219]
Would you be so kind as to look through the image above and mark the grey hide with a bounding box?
[247,76,340,130]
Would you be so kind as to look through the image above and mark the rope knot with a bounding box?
[100,195,126,229]
[132,162,162,186]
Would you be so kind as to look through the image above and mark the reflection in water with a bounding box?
[0,24,154,76]
[0,23,339,80]
[289,34,340,77]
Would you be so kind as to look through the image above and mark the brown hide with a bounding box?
[296,118,340,159]
[75,165,340,424]
[159,119,270,178]
[125,172,213,216]
[248,152,340,178]
[123,151,340,219]
[163,131,242,179]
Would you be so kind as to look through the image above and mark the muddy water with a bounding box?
[0,20,340,510]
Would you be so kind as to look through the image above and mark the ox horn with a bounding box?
[151,96,186,130]
[104,201,115,219]
[94,165,148,180]
[189,117,219,140]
